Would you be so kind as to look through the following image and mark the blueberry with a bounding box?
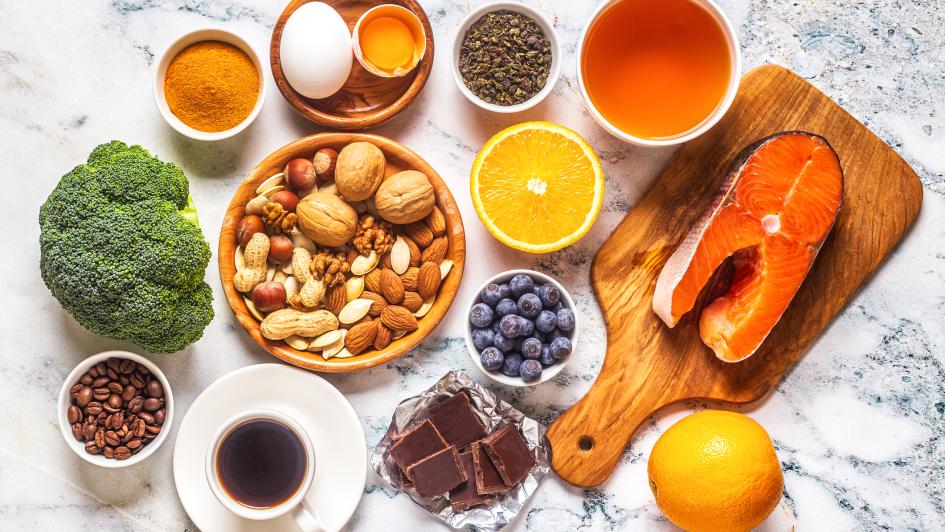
[490,320,502,334]
[539,329,563,344]
[471,327,494,351]
[501,353,524,377]
[469,303,494,328]
[480,283,505,306]
[539,345,556,366]
[480,347,504,371]
[493,333,515,352]
[521,337,542,359]
[556,308,575,332]
[517,293,542,318]
[535,310,557,333]
[520,317,535,337]
[509,274,535,298]
[519,359,543,382]
[550,301,564,313]
[550,336,572,359]
[495,298,517,318]
[499,314,524,338]
[537,284,560,308]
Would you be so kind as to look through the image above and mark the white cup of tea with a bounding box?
[206,409,325,531]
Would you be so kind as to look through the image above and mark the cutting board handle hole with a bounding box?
[578,435,594,452]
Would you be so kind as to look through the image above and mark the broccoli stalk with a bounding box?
[39,141,214,353]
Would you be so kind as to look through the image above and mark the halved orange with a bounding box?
[471,122,604,253]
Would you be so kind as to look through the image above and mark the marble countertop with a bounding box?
[2,0,943,530]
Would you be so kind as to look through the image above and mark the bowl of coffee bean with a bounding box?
[57,350,173,467]
[465,270,578,386]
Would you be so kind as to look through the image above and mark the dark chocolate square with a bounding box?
[481,424,535,486]
[429,392,487,448]
[448,450,492,511]
[389,420,448,475]
[472,441,510,494]
[407,446,467,498]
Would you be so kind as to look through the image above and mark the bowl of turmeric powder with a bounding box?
[153,28,267,141]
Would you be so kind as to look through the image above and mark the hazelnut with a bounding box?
[313,148,337,184]
[268,234,294,264]
[237,215,265,247]
[284,158,316,192]
[252,282,287,313]
[270,190,300,212]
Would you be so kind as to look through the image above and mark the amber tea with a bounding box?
[581,0,733,140]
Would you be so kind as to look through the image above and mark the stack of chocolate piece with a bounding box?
[388,392,536,511]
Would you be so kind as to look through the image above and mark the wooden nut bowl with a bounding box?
[271,0,434,130]
[219,133,465,372]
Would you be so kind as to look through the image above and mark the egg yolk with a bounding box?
[360,17,415,70]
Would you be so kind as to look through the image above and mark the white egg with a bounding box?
[280,2,353,99]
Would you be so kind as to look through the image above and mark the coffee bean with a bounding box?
[95,362,107,376]
[114,446,131,460]
[107,357,121,371]
[111,411,124,429]
[105,431,120,447]
[88,367,99,378]
[70,383,84,396]
[85,442,101,454]
[92,388,110,401]
[79,373,93,386]
[121,385,136,402]
[130,373,146,388]
[107,382,123,394]
[136,363,150,375]
[106,368,119,381]
[120,375,130,386]
[67,405,81,424]
[76,387,92,407]
[95,429,106,448]
[103,447,115,459]
[143,398,161,412]
[92,376,109,388]
[144,432,157,440]
[84,402,103,416]
[119,360,135,374]
[138,412,154,424]
[145,379,164,399]
[121,431,133,443]
[154,409,165,425]
[71,423,83,441]
[83,422,97,441]
[96,411,108,424]
[145,424,161,435]
[107,394,123,410]
[132,419,146,437]
[127,438,143,450]
[103,403,121,414]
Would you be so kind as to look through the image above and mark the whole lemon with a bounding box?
[647,411,783,532]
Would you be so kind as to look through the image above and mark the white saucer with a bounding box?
[173,363,366,531]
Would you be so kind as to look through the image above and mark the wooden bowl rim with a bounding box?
[219,132,466,372]
[270,0,435,130]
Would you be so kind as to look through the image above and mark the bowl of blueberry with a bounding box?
[465,270,578,386]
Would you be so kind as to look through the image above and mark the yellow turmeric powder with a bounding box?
[164,41,259,132]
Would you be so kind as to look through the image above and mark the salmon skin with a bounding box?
[652,131,843,363]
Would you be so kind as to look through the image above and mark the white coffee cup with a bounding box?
[206,409,325,531]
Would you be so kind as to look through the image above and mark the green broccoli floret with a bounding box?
[39,141,214,353]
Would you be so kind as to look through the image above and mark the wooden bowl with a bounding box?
[219,133,466,372]
[271,0,434,130]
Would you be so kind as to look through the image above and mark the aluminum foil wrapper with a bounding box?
[371,370,551,531]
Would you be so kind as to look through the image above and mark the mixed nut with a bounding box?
[233,141,454,360]
[67,357,166,460]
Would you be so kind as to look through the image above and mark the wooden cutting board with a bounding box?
[546,65,923,487]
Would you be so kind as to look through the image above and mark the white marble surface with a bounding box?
[2,0,944,530]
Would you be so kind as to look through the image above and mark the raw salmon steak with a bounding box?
[653,131,843,362]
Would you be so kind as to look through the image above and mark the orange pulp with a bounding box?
[360,16,416,70]
[581,0,732,139]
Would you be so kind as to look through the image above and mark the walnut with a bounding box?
[262,202,297,234]
[310,250,350,288]
[353,214,394,256]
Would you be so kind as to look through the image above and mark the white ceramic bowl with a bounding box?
[576,0,741,147]
[58,350,174,468]
[465,269,580,387]
[451,2,561,113]
[153,28,267,141]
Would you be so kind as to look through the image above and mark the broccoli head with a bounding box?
[40,141,214,353]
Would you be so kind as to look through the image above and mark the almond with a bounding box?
[379,269,405,304]
[400,267,419,291]
[403,236,422,267]
[361,291,387,317]
[421,236,448,264]
[373,324,393,350]
[345,320,378,354]
[402,291,423,312]
[326,284,347,315]
[380,252,393,270]
[417,262,441,300]
[365,268,383,293]
[425,206,446,236]
[402,222,433,248]
[381,305,419,331]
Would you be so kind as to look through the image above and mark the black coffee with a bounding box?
[216,419,307,508]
